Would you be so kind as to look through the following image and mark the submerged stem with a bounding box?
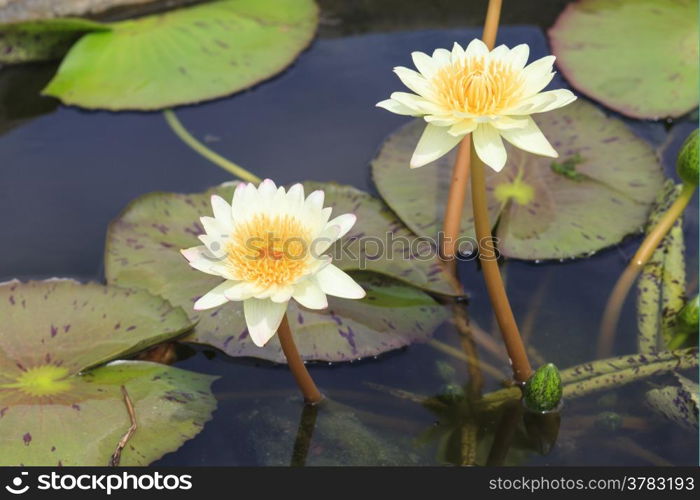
[277,314,323,405]
[597,183,696,357]
[163,109,262,184]
[470,144,532,383]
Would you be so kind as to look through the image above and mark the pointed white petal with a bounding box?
[411,51,438,78]
[223,281,257,301]
[270,286,295,303]
[312,224,341,255]
[324,213,356,240]
[258,178,277,200]
[410,124,462,168]
[243,298,287,347]
[489,116,529,130]
[509,44,530,69]
[315,264,366,299]
[500,117,558,158]
[390,91,443,115]
[305,189,324,210]
[512,89,577,114]
[464,38,488,59]
[210,195,233,231]
[376,98,420,116]
[393,66,433,97]
[473,124,508,172]
[521,55,556,96]
[194,281,234,310]
[432,48,451,66]
[293,279,328,309]
[447,119,477,137]
[451,42,465,60]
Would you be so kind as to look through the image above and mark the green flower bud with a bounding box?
[523,363,563,412]
[678,294,699,331]
[676,129,699,186]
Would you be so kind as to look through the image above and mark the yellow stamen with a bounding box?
[433,57,523,115]
[226,213,311,288]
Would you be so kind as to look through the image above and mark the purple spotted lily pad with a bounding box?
[42,0,319,110]
[105,182,452,362]
[372,99,665,260]
[0,279,216,466]
[549,0,699,119]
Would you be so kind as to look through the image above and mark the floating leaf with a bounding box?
[0,279,216,466]
[646,374,698,430]
[42,0,319,110]
[637,181,687,353]
[105,183,451,362]
[549,0,699,119]
[0,18,108,64]
[372,99,665,260]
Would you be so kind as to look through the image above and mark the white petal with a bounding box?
[424,114,459,127]
[451,42,465,60]
[410,123,463,168]
[432,48,451,66]
[411,51,438,78]
[223,282,257,301]
[270,286,295,303]
[490,44,509,61]
[489,116,529,130]
[257,178,277,200]
[243,298,287,347]
[324,213,356,240]
[464,38,488,59]
[293,279,328,309]
[210,195,233,231]
[286,183,305,210]
[181,246,230,278]
[521,55,556,96]
[447,119,477,137]
[500,117,558,158]
[312,224,341,255]
[473,124,507,172]
[194,281,234,311]
[305,189,324,210]
[315,264,366,299]
[200,216,228,240]
[393,66,433,97]
[376,98,420,116]
[513,89,577,114]
[390,91,443,115]
[509,44,530,69]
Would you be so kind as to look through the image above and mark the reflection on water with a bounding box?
[0,13,696,466]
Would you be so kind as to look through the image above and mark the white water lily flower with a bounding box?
[377,39,577,171]
[181,180,366,347]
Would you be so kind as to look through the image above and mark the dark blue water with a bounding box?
[0,26,696,466]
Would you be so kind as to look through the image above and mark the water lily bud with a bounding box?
[676,129,698,185]
[523,363,563,412]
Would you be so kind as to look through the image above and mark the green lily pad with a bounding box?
[646,374,698,430]
[42,0,319,110]
[105,182,452,362]
[0,18,108,64]
[549,0,699,119]
[372,99,665,260]
[0,279,217,466]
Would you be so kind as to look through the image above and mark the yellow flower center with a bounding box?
[433,57,524,115]
[226,213,312,288]
[4,365,72,397]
